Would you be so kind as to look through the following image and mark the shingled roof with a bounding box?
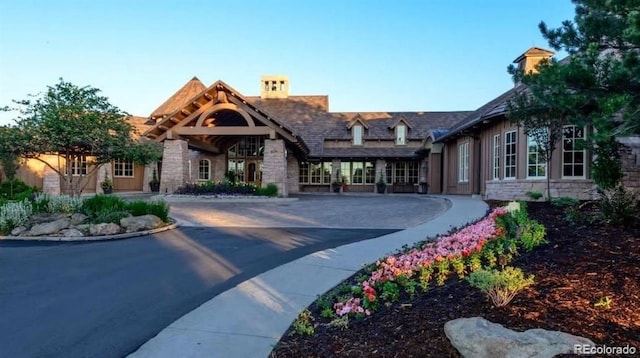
[435,85,525,143]
[149,77,206,119]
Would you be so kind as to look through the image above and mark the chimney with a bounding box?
[260,75,289,99]
[513,47,555,75]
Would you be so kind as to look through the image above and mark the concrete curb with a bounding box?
[0,218,182,242]
[128,196,489,358]
[155,195,299,204]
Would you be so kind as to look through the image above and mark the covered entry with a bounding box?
[143,81,309,196]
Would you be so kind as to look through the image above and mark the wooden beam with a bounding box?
[187,140,220,154]
[204,93,213,100]
[155,100,216,142]
[174,126,273,136]
[226,95,298,143]
[192,101,202,108]
[181,109,192,116]
[158,125,170,131]
[169,117,180,123]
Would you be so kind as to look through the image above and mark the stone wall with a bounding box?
[286,156,299,194]
[485,179,596,201]
[43,166,61,196]
[262,139,287,197]
[159,139,189,194]
[619,138,640,192]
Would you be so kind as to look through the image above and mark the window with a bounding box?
[504,131,517,179]
[352,162,363,184]
[68,156,87,176]
[340,162,351,184]
[385,161,419,184]
[562,125,586,178]
[353,125,363,145]
[299,162,332,185]
[492,134,500,180]
[264,81,269,91]
[458,142,469,183]
[299,162,309,183]
[396,125,406,145]
[527,131,547,178]
[365,162,375,184]
[198,159,211,181]
[113,159,133,177]
[310,162,322,184]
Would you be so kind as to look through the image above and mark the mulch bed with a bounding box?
[272,201,640,357]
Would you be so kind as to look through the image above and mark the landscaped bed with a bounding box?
[271,200,640,357]
[0,194,171,238]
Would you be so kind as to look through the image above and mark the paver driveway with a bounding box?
[0,195,448,358]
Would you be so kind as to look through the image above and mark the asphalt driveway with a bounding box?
[0,195,448,358]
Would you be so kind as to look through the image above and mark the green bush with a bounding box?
[0,199,33,235]
[551,196,580,208]
[525,191,543,201]
[291,309,315,336]
[0,179,38,201]
[174,181,258,196]
[81,195,126,218]
[466,266,534,307]
[125,200,170,222]
[598,186,639,226]
[257,183,278,197]
[94,210,129,224]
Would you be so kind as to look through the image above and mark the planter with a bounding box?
[376,184,387,194]
[102,187,113,195]
[149,182,160,193]
[332,184,341,193]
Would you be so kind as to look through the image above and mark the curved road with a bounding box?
[0,195,448,358]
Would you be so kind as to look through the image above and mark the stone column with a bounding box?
[331,159,341,193]
[142,163,157,193]
[42,166,61,196]
[286,156,300,194]
[262,139,287,197]
[212,154,226,182]
[160,139,189,194]
[375,159,387,193]
[95,164,111,194]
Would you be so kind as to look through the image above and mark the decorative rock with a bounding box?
[10,226,27,236]
[444,317,595,358]
[120,215,164,232]
[29,218,70,236]
[61,229,84,237]
[89,223,122,236]
[75,224,92,235]
[70,213,88,225]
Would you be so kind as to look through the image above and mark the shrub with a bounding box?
[94,210,130,224]
[48,195,83,214]
[257,183,278,197]
[81,195,126,218]
[174,181,258,196]
[291,309,314,336]
[597,186,639,226]
[466,266,534,307]
[125,200,170,222]
[0,199,32,234]
[551,196,580,208]
[0,179,38,201]
[525,191,543,201]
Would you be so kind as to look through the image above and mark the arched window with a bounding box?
[198,159,211,181]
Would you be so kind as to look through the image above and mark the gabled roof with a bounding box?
[150,77,206,119]
[389,116,413,130]
[346,114,369,129]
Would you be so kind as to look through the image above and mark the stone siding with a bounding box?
[159,139,189,194]
[43,166,61,196]
[286,156,300,194]
[485,179,596,201]
[262,139,287,197]
[619,139,640,192]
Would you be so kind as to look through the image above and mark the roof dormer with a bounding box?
[260,75,289,99]
[513,47,555,75]
[390,116,412,146]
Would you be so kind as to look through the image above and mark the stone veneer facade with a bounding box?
[485,179,596,201]
[261,139,288,196]
[159,139,189,194]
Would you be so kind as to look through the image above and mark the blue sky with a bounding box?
[0,0,576,125]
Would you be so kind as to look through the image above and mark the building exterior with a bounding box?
[3,48,638,198]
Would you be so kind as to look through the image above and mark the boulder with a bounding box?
[10,226,27,236]
[61,229,84,237]
[70,213,88,225]
[89,223,122,236]
[120,215,164,232]
[29,218,70,236]
[444,317,595,358]
[74,224,92,235]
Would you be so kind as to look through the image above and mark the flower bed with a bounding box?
[324,204,544,320]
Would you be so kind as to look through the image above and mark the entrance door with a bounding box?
[246,161,262,185]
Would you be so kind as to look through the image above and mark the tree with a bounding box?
[507,0,639,189]
[2,79,162,196]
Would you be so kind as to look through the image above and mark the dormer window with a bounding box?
[396,124,406,145]
[353,125,363,145]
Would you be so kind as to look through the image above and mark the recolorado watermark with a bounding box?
[574,344,637,356]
